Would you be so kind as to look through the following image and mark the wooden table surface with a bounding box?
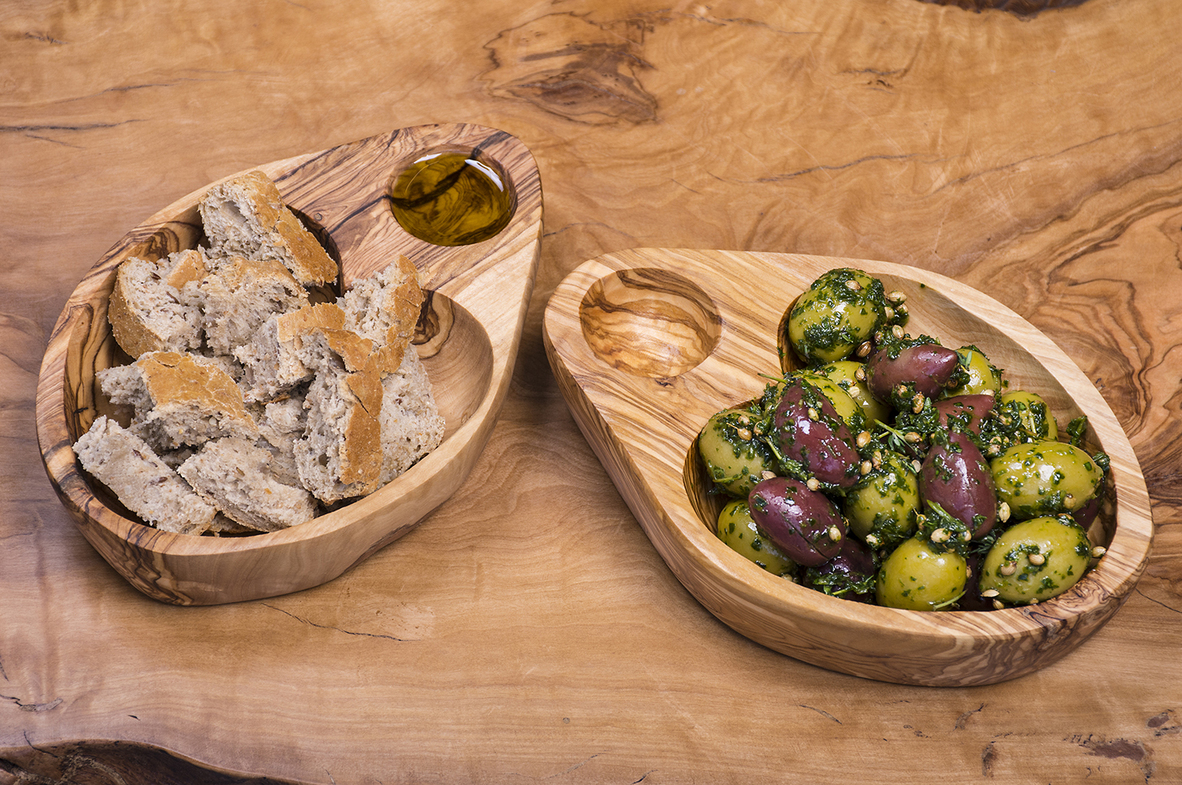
[3,1,1179,783]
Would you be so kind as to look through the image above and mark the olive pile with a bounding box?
[699,268,1109,611]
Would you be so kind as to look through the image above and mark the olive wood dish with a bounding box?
[542,248,1153,686]
[37,124,541,605]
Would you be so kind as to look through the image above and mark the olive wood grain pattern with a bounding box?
[35,124,542,605]
[543,248,1153,686]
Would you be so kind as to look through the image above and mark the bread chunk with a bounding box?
[342,254,424,374]
[379,348,445,484]
[294,327,383,503]
[98,351,258,451]
[199,170,338,288]
[108,250,208,358]
[253,395,307,488]
[178,437,318,532]
[74,416,216,535]
[235,302,345,403]
[187,255,308,357]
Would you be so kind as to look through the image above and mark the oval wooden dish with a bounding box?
[543,248,1153,686]
[37,124,542,606]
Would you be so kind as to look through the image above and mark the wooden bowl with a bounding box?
[36,124,542,605]
[543,248,1154,686]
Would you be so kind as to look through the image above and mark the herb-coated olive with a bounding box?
[997,390,1059,442]
[817,360,893,427]
[716,499,797,577]
[748,476,846,567]
[921,431,997,538]
[697,407,776,497]
[990,440,1104,520]
[843,449,920,549]
[795,370,866,432]
[944,345,1002,397]
[800,537,876,602]
[771,377,861,490]
[787,268,887,364]
[867,342,961,405]
[875,536,967,611]
[933,394,995,436]
[978,515,1092,604]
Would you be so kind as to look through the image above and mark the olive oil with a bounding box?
[389,150,515,246]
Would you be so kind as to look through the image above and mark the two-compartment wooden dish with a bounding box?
[36,124,541,606]
[543,248,1154,686]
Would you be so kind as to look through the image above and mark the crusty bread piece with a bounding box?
[198,170,338,288]
[187,254,308,357]
[74,416,217,535]
[98,351,258,452]
[253,395,306,488]
[107,250,208,358]
[235,302,345,403]
[178,437,318,532]
[342,254,424,374]
[378,348,445,484]
[293,327,383,503]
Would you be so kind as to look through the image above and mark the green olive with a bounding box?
[979,515,1092,604]
[716,499,797,577]
[794,370,866,432]
[697,408,776,497]
[843,450,920,549]
[787,269,886,364]
[945,345,1002,397]
[990,440,1104,520]
[817,360,893,427]
[997,390,1058,442]
[875,537,967,611]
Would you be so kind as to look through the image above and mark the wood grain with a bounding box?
[3,0,1181,782]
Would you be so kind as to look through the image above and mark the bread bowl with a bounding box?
[37,124,541,605]
[543,248,1153,686]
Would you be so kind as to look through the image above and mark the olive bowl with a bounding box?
[542,248,1153,687]
[36,124,541,605]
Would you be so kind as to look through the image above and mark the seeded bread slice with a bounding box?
[342,254,424,374]
[294,327,383,503]
[235,302,346,403]
[107,249,208,358]
[379,348,445,484]
[187,255,308,357]
[98,351,258,452]
[178,437,318,532]
[198,170,338,288]
[74,416,217,535]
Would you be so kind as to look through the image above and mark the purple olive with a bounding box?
[920,431,997,538]
[771,377,861,490]
[748,476,846,567]
[934,394,996,436]
[867,343,960,404]
[800,536,876,602]
[1072,493,1102,530]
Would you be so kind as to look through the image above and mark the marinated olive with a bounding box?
[843,449,920,549]
[697,407,776,497]
[867,341,961,406]
[800,537,876,602]
[945,345,1001,397]
[748,476,846,567]
[875,536,967,611]
[716,499,797,577]
[978,515,1092,604]
[933,394,995,436]
[817,359,894,427]
[771,376,861,490]
[920,431,997,538]
[990,440,1104,520]
[997,390,1059,442]
[795,370,866,432]
[787,268,887,364]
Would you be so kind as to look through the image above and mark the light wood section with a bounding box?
[35,125,542,604]
[3,0,1181,782]
[544,248,1152,686]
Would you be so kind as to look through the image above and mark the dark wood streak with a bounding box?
[916,0,1089,15]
